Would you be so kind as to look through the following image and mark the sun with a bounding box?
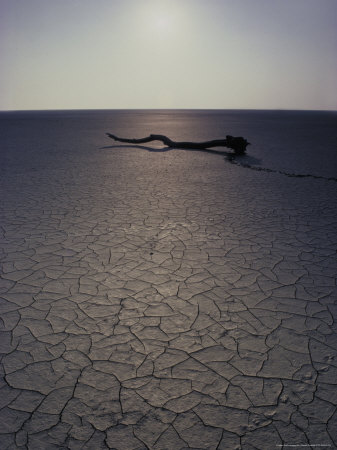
[154,14,172,31]
[138,1,185,39]
[145,0,177,34]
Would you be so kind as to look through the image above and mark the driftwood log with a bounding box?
[106,133,250,155]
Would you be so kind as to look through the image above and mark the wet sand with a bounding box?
[1,144,337,449]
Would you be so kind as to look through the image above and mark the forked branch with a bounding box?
[106,133,250,155]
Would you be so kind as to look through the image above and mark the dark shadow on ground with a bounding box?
[100,144,172,152]
[236,154,262,166]
[100,144,233,157]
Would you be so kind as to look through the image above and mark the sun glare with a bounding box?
[137,0,187,44]
[155,14,171,31]
[144,1,177,34]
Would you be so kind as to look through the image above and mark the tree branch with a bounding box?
[106,133,250,155]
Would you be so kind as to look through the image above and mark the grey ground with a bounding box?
[1,145,337,449]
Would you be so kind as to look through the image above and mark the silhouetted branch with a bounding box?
[106,133,250,155]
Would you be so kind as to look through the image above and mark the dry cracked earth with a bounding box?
[1,142,337,449]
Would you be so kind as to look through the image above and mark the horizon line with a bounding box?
[1,107,337,113]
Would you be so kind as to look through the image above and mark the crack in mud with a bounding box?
[226,156,337,182]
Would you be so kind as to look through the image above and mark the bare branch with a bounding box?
[106,133,250,155]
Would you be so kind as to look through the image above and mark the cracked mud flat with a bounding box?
[1,119,337,449]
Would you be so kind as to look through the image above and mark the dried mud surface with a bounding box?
[1,146,337,449]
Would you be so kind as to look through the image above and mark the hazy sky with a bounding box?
[1,0,337,110]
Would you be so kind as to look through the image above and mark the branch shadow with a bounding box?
[101,143,237,157]
[100,144,172,152]
[226,153,262,165]
[100,143,263,165]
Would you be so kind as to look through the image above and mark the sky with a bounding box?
[1,0,337,110]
